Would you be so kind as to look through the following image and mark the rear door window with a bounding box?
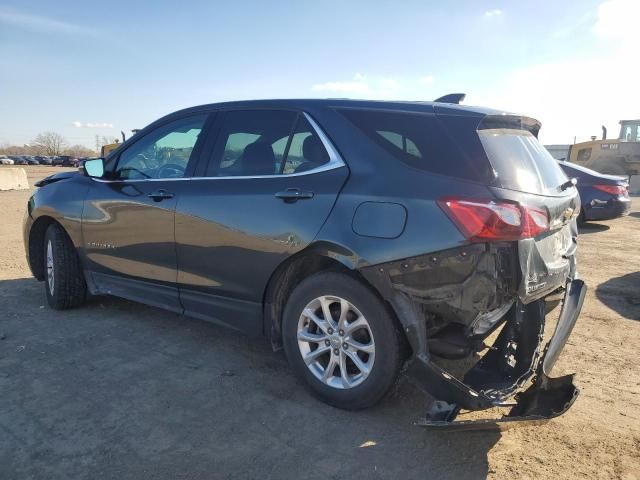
[206,110,330,177]
[281,116,329,174]
[207,110,297,177]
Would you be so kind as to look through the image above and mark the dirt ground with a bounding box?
[1,166,639,479]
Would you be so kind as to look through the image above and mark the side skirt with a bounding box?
[87,271,182,313]
[86,270,264,335]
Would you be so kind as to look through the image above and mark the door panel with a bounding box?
[174,109,348,332]
[81,113,210,312]
[175,166,349,331]
[82,180,182,311]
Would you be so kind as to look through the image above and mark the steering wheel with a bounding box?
[156,163,186,178]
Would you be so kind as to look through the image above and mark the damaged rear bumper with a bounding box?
[413,279,585,429]
[361,240,586,429]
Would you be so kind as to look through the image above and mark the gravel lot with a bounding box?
[1,166,639,479]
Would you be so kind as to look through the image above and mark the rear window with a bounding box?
[338,109,488,181]
[478,129,568,194]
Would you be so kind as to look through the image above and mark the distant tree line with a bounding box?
[0,132,116,158]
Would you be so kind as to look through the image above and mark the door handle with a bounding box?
[147,189,175,201]
[274,188,314,203]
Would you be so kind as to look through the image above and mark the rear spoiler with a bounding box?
[478,114,542,138]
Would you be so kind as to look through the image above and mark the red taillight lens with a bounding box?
[593,184,627,196]
[438,198,549,242]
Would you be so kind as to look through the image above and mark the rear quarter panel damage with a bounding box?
[360,243,517,332]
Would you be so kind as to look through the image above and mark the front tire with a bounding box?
[282,272,403,410]
[44,223,87,310]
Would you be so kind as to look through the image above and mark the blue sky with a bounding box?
[0,0,638,148]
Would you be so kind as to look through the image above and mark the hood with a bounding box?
[34,170,79,187]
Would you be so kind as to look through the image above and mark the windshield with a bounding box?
[479,128,568,195]
[619,122,640,142]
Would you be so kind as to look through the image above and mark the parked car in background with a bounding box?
[51,155,76,167]
[26,156,40,165]
[558,160,631,225]
[24,98,586,428]
[14,157,28,165]
[0,155,15,165]
[38,156,53,166]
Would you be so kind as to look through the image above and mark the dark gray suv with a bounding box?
[23,96,585,428]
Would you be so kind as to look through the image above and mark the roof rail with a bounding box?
[434,93,466,104]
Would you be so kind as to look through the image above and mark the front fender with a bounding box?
[24,175,91,278]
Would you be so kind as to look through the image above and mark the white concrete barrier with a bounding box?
[0,168,29,191]
[629,175,640,195]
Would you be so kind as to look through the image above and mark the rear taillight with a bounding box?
[438,197,549,242]
[593,184,628,196]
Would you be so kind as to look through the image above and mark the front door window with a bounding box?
[114,115,207,179]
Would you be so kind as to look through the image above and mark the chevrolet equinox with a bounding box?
[23,96,586,428]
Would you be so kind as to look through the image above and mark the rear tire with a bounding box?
[282,271,403,410]
[44,223,87,310]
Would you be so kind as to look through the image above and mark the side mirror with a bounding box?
[82,158,105,178]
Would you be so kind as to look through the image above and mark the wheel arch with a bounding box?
[28,216,76,281]
[263,242,356,349]
[262,241,407,353]
[28,216,58,280]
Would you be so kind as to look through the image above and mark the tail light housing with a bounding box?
[438,197,549,242]
[593,184,628,196]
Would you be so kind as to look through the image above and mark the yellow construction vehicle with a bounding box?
[99,130,140,158]
[100,140,121,157]
[568,120,640,176]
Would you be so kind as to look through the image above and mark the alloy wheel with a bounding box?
[46,239,54,295]
[297,295,375,389]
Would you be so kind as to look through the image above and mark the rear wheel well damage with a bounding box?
[360,243,519,360]
[28,216,58,281]
[263,250,407,352]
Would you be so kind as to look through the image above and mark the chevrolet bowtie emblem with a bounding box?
[562,207,574,221]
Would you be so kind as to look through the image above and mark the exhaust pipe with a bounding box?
[602,125,607,140]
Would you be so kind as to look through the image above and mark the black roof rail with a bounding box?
[434,93,466,104]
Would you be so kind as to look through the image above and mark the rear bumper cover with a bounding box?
[413,279,585,429]
[585,197,631,221]
[361,239,586,428]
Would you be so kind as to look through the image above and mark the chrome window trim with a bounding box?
[92,112,345,183]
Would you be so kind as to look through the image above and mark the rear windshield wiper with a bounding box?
[559,178,577,191]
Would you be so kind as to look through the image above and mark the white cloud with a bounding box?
[380,78,399,90]
[0,8,96,35]
[310,73,442,100]
[469,53,639,144]
[468,0,640,144]
[593,0,638,39]
[72,121,114,128]
[312,74,409,97]
[484,9,502,17]
[311,80,370,94]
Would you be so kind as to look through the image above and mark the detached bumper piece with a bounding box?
[410,279,586,430]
